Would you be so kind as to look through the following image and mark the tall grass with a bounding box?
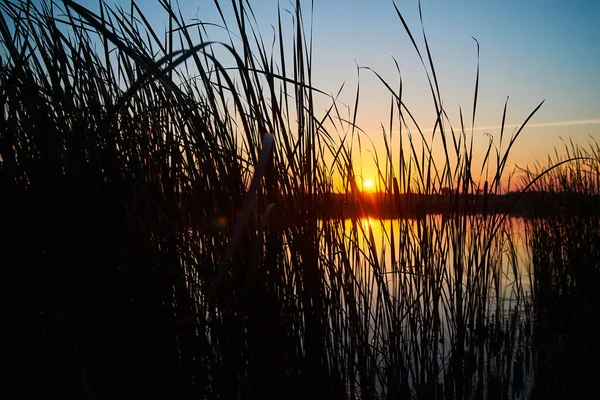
[1,0,596,398]
[1,0,345,397]
[522,141,600,398]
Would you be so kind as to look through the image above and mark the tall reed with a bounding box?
[522,141,600,398]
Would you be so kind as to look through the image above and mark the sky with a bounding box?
[75,0,600,188]
[304,0,600,184]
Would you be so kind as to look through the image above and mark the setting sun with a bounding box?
[363,179,374,191]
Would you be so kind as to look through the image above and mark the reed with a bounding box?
[522,141,600,398]
[1,0,596,398]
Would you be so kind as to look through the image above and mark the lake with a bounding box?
[317,215,535,397]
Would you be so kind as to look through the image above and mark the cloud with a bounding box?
[415,118,600,134]
[472,118,600,132]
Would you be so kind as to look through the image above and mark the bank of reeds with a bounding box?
[0,0,357,397]
[1,0,592,398]
[523,141,600,398]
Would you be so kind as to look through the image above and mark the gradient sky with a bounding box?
[77,0,600,186]
[308,0,600,179]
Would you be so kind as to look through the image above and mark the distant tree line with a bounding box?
[305,191,600,219]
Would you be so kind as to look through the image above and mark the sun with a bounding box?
[363,179,374,191]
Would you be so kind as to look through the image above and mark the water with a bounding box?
[326,216,532,300]
[319,215,534,397]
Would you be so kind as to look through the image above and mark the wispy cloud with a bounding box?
[472,118,600,132]
[416,119,600,134]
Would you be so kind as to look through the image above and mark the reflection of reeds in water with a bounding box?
[1,0,598,398]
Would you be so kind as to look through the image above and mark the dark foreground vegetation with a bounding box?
[524,148,600,398]
[1,0,599,398]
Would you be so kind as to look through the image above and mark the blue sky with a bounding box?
[75,0,599,181]
[308,0,600,169]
